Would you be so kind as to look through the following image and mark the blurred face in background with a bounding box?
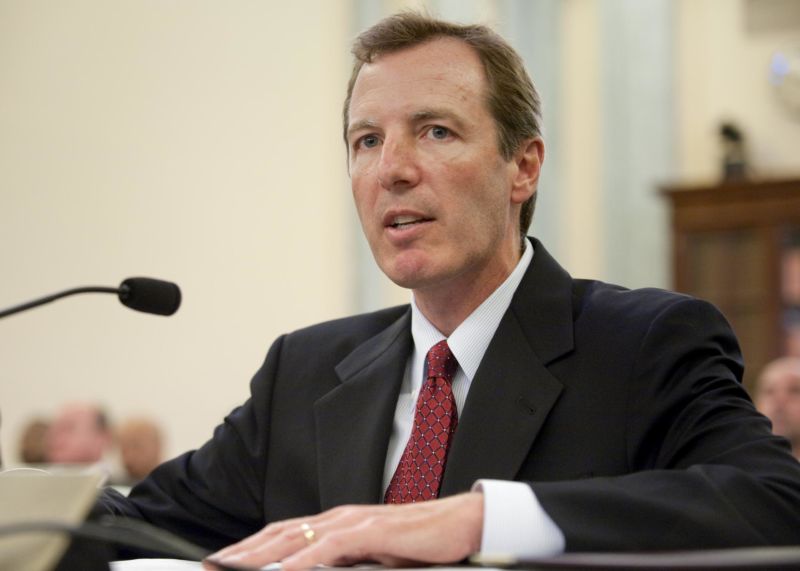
[46,403,111,464]
[117,418,163,481]
[756,358,800,457]
[19,418,50,464]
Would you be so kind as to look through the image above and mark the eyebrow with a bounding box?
[410,108,466,129]
[346,119,379,142]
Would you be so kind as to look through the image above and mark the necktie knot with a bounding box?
[426,340,457,383]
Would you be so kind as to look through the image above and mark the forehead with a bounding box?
[348,37,489,126]
[761,365,800,389]
[56,406,95,425]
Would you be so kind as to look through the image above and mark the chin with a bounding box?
[385,265,458,292]
[377,252,434,289]
[382,265,437,291]
[383,269,427,290]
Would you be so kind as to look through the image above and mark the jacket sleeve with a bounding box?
[532,297,800,551]
[92,334,288,552]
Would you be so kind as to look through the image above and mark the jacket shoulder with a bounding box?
[573,279,721,323]
[278,304,410,359]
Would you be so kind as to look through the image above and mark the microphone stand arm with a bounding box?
[0,286,119,319]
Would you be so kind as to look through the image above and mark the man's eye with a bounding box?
[428,126,450,140]
[359,135,380,149]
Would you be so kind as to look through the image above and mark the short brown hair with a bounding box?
[343,11,543,239]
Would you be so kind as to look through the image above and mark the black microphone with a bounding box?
[0,277,181,319]
[118,277,181,316]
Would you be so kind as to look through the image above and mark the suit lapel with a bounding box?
[315,309,412,509]
[441,240,575,494]
[314,240,577,502]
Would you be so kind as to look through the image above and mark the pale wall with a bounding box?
[560,0,605,281]
[0,1,354,464]
[677,0,800,182]
[4,0,800,469]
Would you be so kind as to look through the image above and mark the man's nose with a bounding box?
[377,137,420,190]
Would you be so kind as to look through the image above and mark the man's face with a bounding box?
[346,38,538,297]
[46,405,108,464]
[756,366,800,445]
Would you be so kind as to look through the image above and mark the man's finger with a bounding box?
[209,506,373,568]
[279,518,392,571]
[207,517,308,566]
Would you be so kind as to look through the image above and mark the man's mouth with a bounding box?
[387,215,432,229]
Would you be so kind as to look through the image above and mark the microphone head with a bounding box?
[118,277,181,316]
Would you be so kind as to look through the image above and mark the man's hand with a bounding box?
[204,491,484,570]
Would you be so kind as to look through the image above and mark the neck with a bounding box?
[414,280,501,337]
[414,238,525,336]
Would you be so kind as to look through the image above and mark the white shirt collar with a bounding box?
[410,240,534,381]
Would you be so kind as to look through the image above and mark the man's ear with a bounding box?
[510,137,544,205]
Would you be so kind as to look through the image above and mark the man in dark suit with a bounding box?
[95,12,800,569]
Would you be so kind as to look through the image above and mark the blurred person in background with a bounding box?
[18,417,50,464]
[117,417,164,484]
[47,402,113,468]
[755,357,800,460]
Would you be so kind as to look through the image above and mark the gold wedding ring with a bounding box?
[300,522,316,545]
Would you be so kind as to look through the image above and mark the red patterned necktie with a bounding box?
[384,339,459,503]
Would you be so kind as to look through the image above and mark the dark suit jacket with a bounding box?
[96,239,800,552]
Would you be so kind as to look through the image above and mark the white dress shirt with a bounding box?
[381,242,565,558]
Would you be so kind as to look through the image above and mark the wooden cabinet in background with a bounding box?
[662,178,800,392]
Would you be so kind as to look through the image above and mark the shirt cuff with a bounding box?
[472,479,565,558]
